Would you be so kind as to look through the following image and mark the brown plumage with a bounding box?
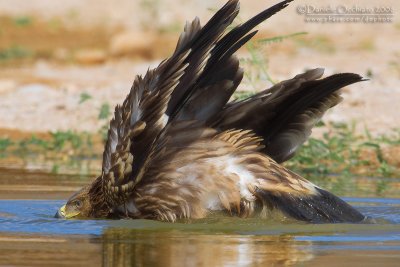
[56,0,365,223]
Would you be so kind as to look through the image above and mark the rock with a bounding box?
[109,31,155,57]
[74,49,107,65]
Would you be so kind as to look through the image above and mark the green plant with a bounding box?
[285,122,400,179]
[0,138,13,151]
[98,102,111,120]
[79,92,92,104]
[50,131,83,151]
[241,41,275,87]
[13,16,32,26]
[97,102,112,143]
[0,46,33,61]
[241,32,307,89]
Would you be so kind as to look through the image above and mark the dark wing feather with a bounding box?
[256,187,365,223]
[166,0,241,117]
[101,51,190,207]
[168,0,294,122]
[208,0,293,65]
[124,0,296,186]
[213,69,364,163]
[174,56,243,122]
[100,0,248,206]
[252,160,365,223]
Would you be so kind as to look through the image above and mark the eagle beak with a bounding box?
[55,204,66,219]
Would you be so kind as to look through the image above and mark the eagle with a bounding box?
[56,0,365,223]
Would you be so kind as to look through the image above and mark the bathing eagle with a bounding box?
[56,0,365,223]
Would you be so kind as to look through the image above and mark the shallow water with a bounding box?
[0,168,400,266]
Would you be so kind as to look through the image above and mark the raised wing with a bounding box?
[212,69,364,163]
[101,51,190,207]
[168,0,294,122]
[100,0,295,207]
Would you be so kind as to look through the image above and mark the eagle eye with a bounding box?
[73,200,83,209]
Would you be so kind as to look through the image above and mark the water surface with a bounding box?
[0,168,399,266]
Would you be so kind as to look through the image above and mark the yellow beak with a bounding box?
[55,204,66,219]
[55,204,80,219]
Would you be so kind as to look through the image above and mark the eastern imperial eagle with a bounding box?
[56,0,365,223]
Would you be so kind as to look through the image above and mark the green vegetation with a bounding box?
[13,16,33,27]
[79,92,92,104]
[0,131,94,156]
[98,102,112,142]
[241,41,275,86]
[98,102,111,120]
[0,130,97,175]
[0,138,12,151]
[0,46,33,62]
[0,102,112,174]
[1,111,399,180]
[285,122,400,179]
[240,31,307,88]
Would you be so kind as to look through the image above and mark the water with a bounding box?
[0,168,400,266]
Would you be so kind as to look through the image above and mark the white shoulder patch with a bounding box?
[212,156,257,202]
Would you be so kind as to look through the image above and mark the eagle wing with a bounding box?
[100,0,294,207]
[130,124,364,223]
[212,70,363,163]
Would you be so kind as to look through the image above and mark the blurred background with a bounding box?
[0,0,399,176]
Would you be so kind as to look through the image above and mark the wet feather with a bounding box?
[60,0,365,223]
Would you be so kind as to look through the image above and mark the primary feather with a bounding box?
[56,0,365,223]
